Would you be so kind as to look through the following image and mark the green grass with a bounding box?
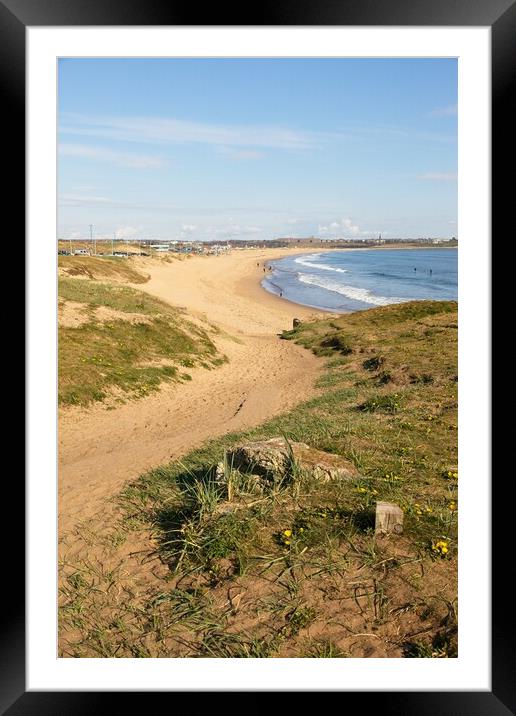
[60,300,458,658]
[59,277,226,406]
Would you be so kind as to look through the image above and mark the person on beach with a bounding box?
[280,291,283,297]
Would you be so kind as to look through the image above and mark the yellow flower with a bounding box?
[283,529,292,538]
[431,539,449,557]
[284,540,291,545]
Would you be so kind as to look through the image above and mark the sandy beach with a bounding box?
[54,57,459,662]
[58,247,328,552]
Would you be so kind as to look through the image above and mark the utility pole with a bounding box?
[112,231,115,256]
[89,224,95,255]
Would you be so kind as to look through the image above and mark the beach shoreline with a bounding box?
[58,246,329,550]
[259,244,457,314]
[57,245,458,658]
[222,244,455,316]
[58,243,456,544]
[131,246,338,331]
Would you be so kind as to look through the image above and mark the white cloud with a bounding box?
[60,113,333,151]
[336,123,455,144]
[58,194,179,211]
[115,225,142,240]
[75,225,143,241]
[171,223,263,241]
[216,146,264,160]
[430,104,458,117]
[317,217,387,239]
[59,194,119,207]
[178,224,198,239]
[319,217,360,237]
[418,172,458,181]
[213,224,261,238]
[59,143,167,169]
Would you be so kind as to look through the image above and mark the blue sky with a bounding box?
[58,58,457,242]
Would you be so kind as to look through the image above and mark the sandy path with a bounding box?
[59,248,327,544]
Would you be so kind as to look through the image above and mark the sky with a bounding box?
[58,58,457,242]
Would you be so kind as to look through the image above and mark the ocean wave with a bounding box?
[295,253,348,273]
[262,277,283,294]
[297,273,408,307]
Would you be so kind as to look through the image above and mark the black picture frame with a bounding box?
[8,0,504,711]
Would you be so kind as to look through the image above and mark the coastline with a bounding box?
[232,244,449,315]
[135,244,455,323]
[58,246,328,549]
[132,246,335,332]
[58,245,458,658]
[58,243,455,544]
[259,244,457,314]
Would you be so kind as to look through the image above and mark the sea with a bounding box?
[262,248,458,313]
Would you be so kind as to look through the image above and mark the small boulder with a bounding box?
[293,318,302,329]
[221,437,358,483]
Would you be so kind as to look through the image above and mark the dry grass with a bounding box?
[58,255,150,283]
[59,300,458,658]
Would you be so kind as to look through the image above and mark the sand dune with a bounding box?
[59,248,326,544]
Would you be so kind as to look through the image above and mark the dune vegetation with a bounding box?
[58,254,151,283]
[58,261,226,407]
[59,300,458,658]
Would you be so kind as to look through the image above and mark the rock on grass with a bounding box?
[217,437,359,484]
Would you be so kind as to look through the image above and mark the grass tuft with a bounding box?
[59,277,226,405]
[60,300,458,658]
